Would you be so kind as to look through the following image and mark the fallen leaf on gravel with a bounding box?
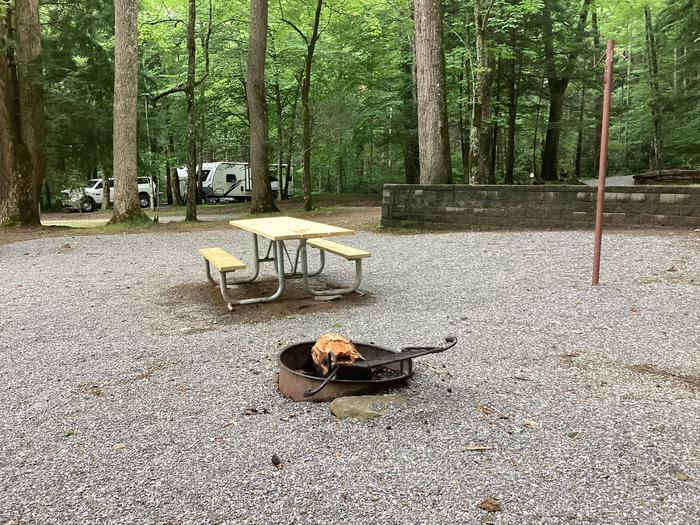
[464,444,493,452]
[478,405,496,415]
[567,432,582,440]
[112,442,126,450]
[562,352,581,358]
[674,470,692,481]
[523,419,539,429]
[477,498,502,512]
[244,407,269,416]
[667,265,678,272]
[88,385,103,396]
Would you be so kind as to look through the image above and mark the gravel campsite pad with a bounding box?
[0,227,698,524]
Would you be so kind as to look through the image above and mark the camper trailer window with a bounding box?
[201,170,210,182]
[226,174,237,183]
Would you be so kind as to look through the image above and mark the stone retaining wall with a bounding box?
[381,184,700,229]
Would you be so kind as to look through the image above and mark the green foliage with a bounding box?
[37,0,698,208]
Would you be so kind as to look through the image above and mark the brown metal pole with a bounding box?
[592,40,614,286]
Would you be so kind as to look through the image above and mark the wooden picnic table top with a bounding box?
[229,216,355,241]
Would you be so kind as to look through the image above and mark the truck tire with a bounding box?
[139,193,150,208]
[81,197,96,213]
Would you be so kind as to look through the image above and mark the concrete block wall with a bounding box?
[381,184,700,230]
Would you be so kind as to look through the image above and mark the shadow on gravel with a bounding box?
[167,279,374,325]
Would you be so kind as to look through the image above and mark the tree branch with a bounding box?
[280,17,309,45]
[150,73,208,106]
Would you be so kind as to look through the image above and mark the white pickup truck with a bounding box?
[61,177,155,212]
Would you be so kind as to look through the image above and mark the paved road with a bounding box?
[41,213,239,228]
[583,175,635,186]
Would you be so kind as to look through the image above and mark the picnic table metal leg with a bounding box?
[275,242,325,278]
[224,240,287,307]
[301,242,363,296]
[218,234,262,287]
[204,259,216,285]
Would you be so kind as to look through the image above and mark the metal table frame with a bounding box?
[215,216,357,307]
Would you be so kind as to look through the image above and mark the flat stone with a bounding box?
[330,395,407,419]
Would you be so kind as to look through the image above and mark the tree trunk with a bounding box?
[469,0,494,184]
[458,68,469,183]
[1,0,46,227]
[488,58,502,183]
[0,12,18,225]
[15,0,45,223]
[531,74,546,179]
[196,0,212,205]
[644,5,663,172]
[248,0,278,213]
[100,148,112,210]
[505,54,517,184]
[540,78,568,180]
[591,9,601,177]
[283,71,301,200]
[540,0,591,181]
[110,0,145,224]
[400,34,420,184]
[574,85,586,179]
[300,0,324,211]
[414,0,452,184]
[273,78,284,201]
[184,0,198,221]
[167,130,184,205]
[624,44,631,163]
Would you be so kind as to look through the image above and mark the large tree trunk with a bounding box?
[110,0,145,223]
[540,0,591,181]
[0,0,46,227]
[15,0,45,223]
[0,10,18,226]
[644,6,663,172]
[248,0,278,213]
[414,0,452,184]
[184,0,198,221]
[540,78,568,180]
[300,0,323,211]
[469,0,494,184]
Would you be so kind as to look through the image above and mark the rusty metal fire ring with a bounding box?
[277,337,457,402]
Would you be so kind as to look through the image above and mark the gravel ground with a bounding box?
[0,228,698,525]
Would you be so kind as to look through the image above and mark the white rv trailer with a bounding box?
[176,161,293,202]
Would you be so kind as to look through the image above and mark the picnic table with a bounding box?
[198,216,370,308]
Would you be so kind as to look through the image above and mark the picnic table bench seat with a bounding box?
[198,247,247,273]
[307,238,371,260]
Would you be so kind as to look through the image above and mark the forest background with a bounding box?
[5,0,700,211]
